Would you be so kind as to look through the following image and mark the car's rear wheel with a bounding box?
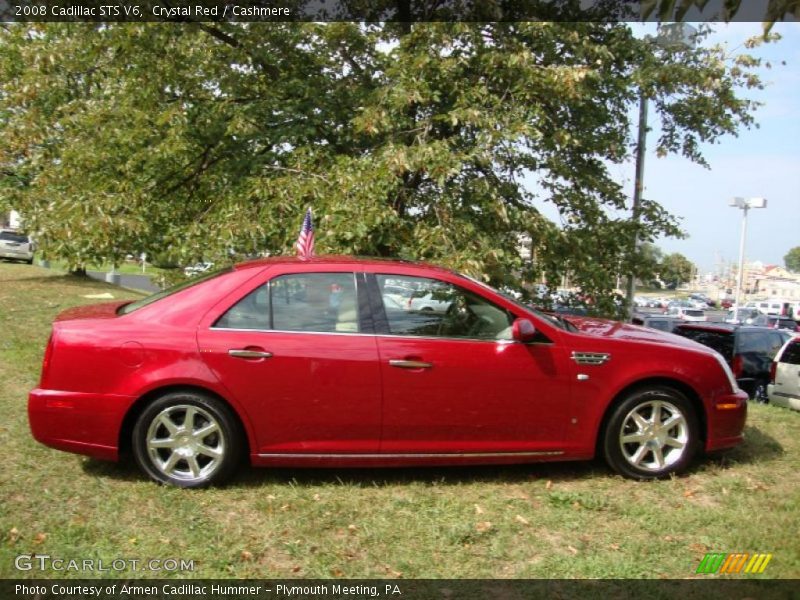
[603,387,699,480]
[132,391,243,488]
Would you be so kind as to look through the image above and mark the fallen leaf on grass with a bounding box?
[331,568,345,577]
[567,545,579,555]
[475,521,493,533]
[33,533,47,545]
[240,550,253,561]
[515,515,530,526]
[8,528,20,543]
[683,490,696,498]
[474,504,484,515]
[609,543,621,551]
[545,480,553,490]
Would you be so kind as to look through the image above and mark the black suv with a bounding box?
[673,323,791,402]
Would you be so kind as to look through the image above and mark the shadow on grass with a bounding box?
[700,424,784,471]
[83,453,611,488]
[81,425,783,488]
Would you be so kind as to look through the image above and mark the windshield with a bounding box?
[118,268,232,315]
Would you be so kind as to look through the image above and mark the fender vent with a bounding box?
[571,351,611,365]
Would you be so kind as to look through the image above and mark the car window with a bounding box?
[675,329,734,360]
[376,274,514,340]
[214,284,270,330]
[737,331,776,355]
[781,341,800,365]
[271,272,359,333]
[119,268,232,315]
[0,231,30,243]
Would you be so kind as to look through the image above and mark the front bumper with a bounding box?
[28,388,134,461]
[705,388,748,452]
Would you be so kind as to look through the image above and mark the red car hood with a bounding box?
[564,316,710,351]
[54,300,130,322]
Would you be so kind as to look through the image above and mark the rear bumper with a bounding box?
[705,389,748,452]
[28,388,134,461]
[0,250,33,260]
[768,385,800,411]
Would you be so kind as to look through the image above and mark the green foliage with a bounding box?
[784,246,800,273]
[0,22,772,308]
[659,252,696,288]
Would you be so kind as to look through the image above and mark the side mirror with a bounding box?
[512,318,537,342]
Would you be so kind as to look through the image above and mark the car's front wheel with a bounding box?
[603,387,699,480]
[132,391,243,488]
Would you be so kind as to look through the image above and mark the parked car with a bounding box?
[184,261,214,277]
[666,305,706,322]
[764,315,799,332]
[673,323,790,402]
[631,314,680,333]
[0,229,34,264]
[29,256,746,487]
[725,308,761,325]
[768,337,800,411]
[689,293,716,308]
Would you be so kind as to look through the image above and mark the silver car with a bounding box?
[0,230,34,264]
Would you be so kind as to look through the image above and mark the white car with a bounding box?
[0,229,34,264]
[184,261,214,277]
[768,337,800,411]
[666,306,706,322]
[407,290,452,313]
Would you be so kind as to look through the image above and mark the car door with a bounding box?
[197,268,382,454]
[369,272,572,454]
[773,340,800,404]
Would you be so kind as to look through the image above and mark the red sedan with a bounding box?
[29,257,747,487]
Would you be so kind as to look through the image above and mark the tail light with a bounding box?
[732,355,743,379]
[770,360,777,383]
[40,333,54,387]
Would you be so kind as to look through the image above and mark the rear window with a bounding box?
[781,341,800,365]
[685,310,704,317]
[675,328,734,360]
[118,268,232,315]
[0,231,29,243]
[737,330,784,357]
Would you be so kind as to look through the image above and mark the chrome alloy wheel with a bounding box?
[618,400,689,472]
[146,404,225,483]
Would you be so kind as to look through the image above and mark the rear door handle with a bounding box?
[389,359,433,369]
[228,349,273,359]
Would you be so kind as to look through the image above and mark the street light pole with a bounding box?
[625,91,648,320]
[730,196,767,311]
[624,24,696,321]
[733,203,748,312]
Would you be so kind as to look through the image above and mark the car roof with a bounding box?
[232,255,453,274]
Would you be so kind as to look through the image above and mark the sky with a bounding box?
[528,20,800,275]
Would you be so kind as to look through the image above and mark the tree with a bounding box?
[660,253,695,288]
[644,0,800,31]
[0,21,773,313]
[785,247,800,273]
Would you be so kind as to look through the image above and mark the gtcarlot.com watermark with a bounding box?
[14,554,195,573]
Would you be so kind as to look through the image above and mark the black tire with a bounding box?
[603,386,699,480]
[132,391,243,488]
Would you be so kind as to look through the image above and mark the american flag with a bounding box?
[295,207,315,260]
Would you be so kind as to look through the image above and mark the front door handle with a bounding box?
[389,359,433,369]
[228,349,273,359]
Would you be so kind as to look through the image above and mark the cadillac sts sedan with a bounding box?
[29,257,747,487]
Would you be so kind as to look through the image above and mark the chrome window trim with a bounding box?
[207,326,554,345]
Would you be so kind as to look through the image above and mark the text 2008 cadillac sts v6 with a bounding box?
[29,257,747,487]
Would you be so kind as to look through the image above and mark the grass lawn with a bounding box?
[1,261,799,580]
